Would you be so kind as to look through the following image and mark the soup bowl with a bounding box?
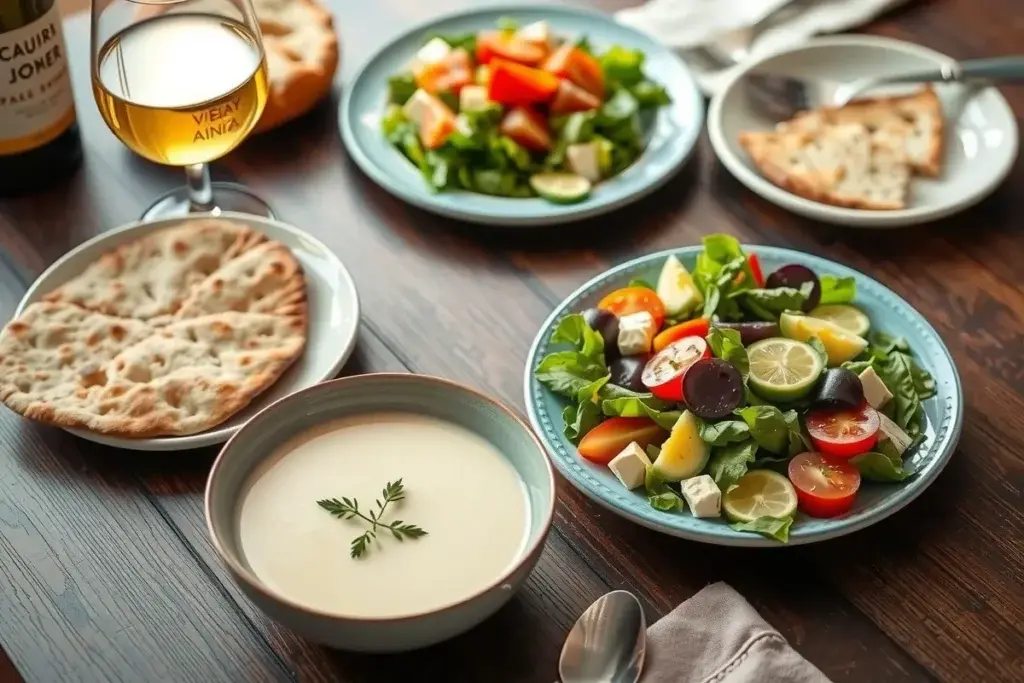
[205,373,555,652]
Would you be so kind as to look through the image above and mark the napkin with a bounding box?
[642,583,833,683]
[616,0,910,94]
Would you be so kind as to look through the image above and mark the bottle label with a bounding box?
[0,3,76,155]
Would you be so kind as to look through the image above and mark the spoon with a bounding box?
[558,590,646,683]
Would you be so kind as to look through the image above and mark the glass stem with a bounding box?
[185,163,214,212]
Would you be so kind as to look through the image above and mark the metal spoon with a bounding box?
[558,590,646,683]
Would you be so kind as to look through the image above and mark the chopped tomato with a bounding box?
[488,59,561,106]
[476,30,547,66]
[748,253,766,288]
[788,452,861,517]
[598,287,666,330]
[499,107,551,151]
[414,48,473,95]
[653,318,710,353]
[577,417,668,465]
[806,404,880,458]
[542,43,605,99]
[641,336,710,402]
[418,96,457,150]
[550,79,601,115]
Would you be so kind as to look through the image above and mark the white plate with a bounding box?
[708,35,1019,228]
[15,212,360,452]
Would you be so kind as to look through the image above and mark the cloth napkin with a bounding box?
[642,583,833,683]
[616,0,910,95]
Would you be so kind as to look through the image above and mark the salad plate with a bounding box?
[339,5,704,226]
[524,237,963,546]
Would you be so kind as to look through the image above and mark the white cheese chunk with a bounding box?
[415,37,451,66]
[680,475,721,518]
[402,89,436,127]
[608,442,653,490]
[859,366,893,410]
[459,85,490,112]
[567,142,603,183]
[516,20,554,49]
[877,412,913,456]
[617,311,656,356]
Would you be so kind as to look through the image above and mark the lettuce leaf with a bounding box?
[819,275,857,305]
[851,448,915,482]
[696,418,750,446]
[601,395,681,430]
[706,326,749,379]
[387,74,417,105]
[736,284,811,321]
[730,515,793,543]
[734,405,803,455]
[707,439,757,492]
[645,466,685,512]
[598,45,646,87]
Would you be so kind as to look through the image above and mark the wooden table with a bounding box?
[1,1,1022,681]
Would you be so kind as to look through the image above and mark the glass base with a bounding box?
[141,182,275,221]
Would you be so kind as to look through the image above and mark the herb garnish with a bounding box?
[317,479,428,559]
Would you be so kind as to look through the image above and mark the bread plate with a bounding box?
[12,213,359,452]
[708,35,1019,228]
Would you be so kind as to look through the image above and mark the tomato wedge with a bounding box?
[653,318,710,353]
[550,78,601,115]
[748,253,765,288]
[577,417,668,465]
[787,451,861,517]
[806,404,880,458]
[598,287,666,330]
[542,43,605,99]
[499,106,551,151]
[476,30,547,66]
[414,48,473,95]
[641,336,710,402]
[488,59,561,106]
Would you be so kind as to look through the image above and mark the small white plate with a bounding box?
[15,212,360,452]
[708,35,1019,228]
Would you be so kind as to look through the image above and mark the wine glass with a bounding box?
[90,0,273,219]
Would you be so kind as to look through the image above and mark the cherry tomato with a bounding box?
[787,451,861,517]
[476,31,547,66]
[748,253,766,288]
[598,287,666,330]
[641,336,710,402]
[806,404,880,458]
[577,417,668,465]
[653,318,710,353]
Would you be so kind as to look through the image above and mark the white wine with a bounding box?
[0,0,81,196]
[93,12,268,166]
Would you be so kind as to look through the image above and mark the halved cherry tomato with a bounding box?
[414,48,473,94]
[499,106,551,151]
[476,30,547,66]
[748,253,765,288]
[653,318,710,354]
[788,451,861,517]
[577,417,667,465]
[598,287,666,330]
[806,404,880,458]
[550,79,601,115]
[641,336,710,402]
[542,43,605,99]
[488,59,561,106]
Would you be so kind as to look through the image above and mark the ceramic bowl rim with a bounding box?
[205,372,557,623]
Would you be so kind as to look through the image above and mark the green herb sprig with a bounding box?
[317,479,427,559]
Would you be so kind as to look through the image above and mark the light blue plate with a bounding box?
[339,5,704,226]
[524,246,964,546]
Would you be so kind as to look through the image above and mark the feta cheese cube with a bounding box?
[859,366,893,410]
[459,85,490,112]
[402,89,436,127]
[680,475,721,518]
[516,20,554,49]
[608,442,652,490]
[617,311,656,356]
[567,142,602,182]
[877,412,912,455]
[415,37,451,66]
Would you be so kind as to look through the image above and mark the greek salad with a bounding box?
[381,17,671,203]
[533,235,937,543]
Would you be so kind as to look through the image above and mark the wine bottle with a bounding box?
[0,0,82,197]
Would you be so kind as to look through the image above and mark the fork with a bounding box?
[744,56,1024,121]
[687,0,814,70]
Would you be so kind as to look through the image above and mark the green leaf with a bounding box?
[807,336,829,367]
[630,80,671,108]
[696,418,751,446]
[644,466,684,512]
[701,284,721,318]
[535,351,607,399]
[702,234,745,263]
[819,275,857,305]
[781,409,808,456]
[730,515,793,543]
[601,395,681,431]
[707,439,757,492]
[563,401,602,444]
[734,405,791,455]
[627,278,655,290]
[872,331,910,354]
[877,352,920,431]
[432,32,476,53]
[551,313,606,360]
[598,45,646,87]
[842,359,875,375]
[851,450,915,482]
[737,285,811,321]
[706,326,749,379]
[387,74,417,105]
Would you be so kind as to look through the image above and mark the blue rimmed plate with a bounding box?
[339,5,704,226]
[524,246,963,546]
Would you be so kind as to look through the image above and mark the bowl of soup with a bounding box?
[205,373,555,652]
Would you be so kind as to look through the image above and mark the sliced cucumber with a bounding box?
[529,172,591,204]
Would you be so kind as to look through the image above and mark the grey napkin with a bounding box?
[642,583,833,683]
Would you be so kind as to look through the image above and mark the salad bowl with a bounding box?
[524,243,963,546]
[339,5,704,226]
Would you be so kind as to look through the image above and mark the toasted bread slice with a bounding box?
[785,87,944,177]
[739,124,911,210]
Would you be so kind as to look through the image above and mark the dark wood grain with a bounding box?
[1,0,1022,681]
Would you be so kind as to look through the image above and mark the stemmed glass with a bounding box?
[90,0,273,219]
